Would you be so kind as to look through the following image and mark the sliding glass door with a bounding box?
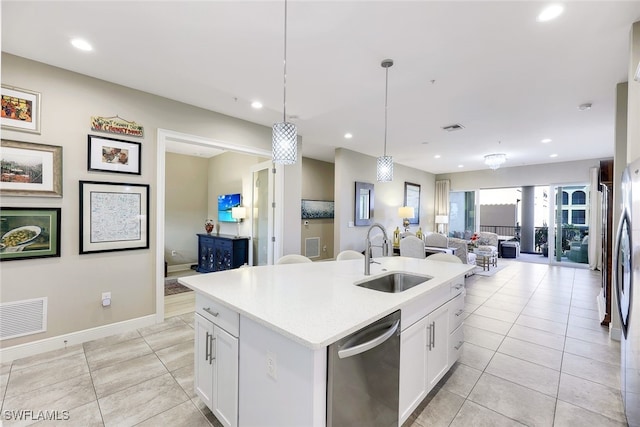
[548,184,590,266]
[449,191,476,238]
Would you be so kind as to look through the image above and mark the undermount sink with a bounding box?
[356,272,432,293]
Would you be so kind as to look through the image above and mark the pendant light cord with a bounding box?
[384,65,389,157]
[282,0,288,122]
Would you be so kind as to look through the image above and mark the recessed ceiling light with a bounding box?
[71,38,93,51]
[577,103,592,111]
[434,154,441,159]
[550,153,558,158]
[541,138,552,143]
[537,4,564,22]
[458,164,464,168]
[344,133,353,139]
[251,101,263,109]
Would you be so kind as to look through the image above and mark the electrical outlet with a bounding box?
[102,292,111,307]
[266,351,277,380]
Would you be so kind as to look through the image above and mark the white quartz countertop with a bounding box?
[179,257,474,349]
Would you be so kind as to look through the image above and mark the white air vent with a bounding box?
[442,123,465,132]
[0,297,47,340]
[305,237,320,258]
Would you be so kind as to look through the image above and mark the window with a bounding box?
[562,210,568,224]
[572,191,586,205]
[562,191,569,205]
[572,210,586,224]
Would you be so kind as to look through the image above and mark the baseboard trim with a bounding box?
[167,263,194,273]
[0,314,156,363]
[610,326,622,342]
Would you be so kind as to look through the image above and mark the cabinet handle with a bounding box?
[431,321,436,349]
[454,341,463,350]
[455,309,464,317]
[203,307,219,317]
[453,284,464,290]
[205,331,211,362]
[426,325,432,351]
[210,336,216,364]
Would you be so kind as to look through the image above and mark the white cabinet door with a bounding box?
[212,326,239,427]
[426,302,450,390]
[399,315,429,423]
[195,313,214,409]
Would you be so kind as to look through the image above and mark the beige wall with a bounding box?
[207,151,267,237]
[301,158,335,260]
[629,21,640,162]
[165,153,209,266]
[436,158,603,191]
[0,53,279,348]
[334,148,436,254]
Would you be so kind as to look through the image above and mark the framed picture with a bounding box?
[87,134,141,175]
[404,182,421,225]
[79,181,149,254]
[301,200,334,219]
[1,85,41,134]
[0,207,61,261]
[0,139,63,197]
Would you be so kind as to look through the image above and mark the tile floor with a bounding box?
[0,259,625,426]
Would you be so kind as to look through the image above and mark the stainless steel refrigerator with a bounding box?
[615,157,640,426]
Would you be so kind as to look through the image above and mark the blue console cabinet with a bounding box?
[197,234,249,273]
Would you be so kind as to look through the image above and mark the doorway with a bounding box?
[155,129,283,321]
[548,184,590,268]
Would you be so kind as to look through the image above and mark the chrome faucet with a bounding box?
[365,223,389,275]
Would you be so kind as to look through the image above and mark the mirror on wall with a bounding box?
[354,181,374,226]
[404,182,421,225]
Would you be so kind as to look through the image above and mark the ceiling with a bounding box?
[3,1,640,174]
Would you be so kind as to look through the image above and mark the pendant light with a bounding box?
[377,59,394,182]
[272,0,297,165]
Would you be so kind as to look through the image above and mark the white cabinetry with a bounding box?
[399,280,465,424]
[194,295,239,427]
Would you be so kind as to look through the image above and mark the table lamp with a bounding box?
[435,215,449,234]
[232,207,247,237]
[398,206,415,232]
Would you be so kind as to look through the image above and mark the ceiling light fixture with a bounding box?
[272,0,297,165]
[541,138,552,143]
[550,153,559,158]
[251,101,263,109]
[577,103,592,111]
[537,4,564,22]
[484,153,507,170]
[434,154,441,159]
[377,59,394,182]
[344,133,353,139]
[71,38,92,51]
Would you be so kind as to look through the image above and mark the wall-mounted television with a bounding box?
[218,193,241,222]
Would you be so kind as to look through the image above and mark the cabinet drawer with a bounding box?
[448,292,465,333]
[196,294,239,337]
[450,279,465,298]
[448,324,464,364]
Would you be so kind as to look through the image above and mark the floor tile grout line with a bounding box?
[84,343,107,427]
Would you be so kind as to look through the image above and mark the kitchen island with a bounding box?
[180,256,474,427]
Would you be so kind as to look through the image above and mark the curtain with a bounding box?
[588,166,602,270]
[435,180,450,234]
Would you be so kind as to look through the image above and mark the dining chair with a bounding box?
[399,235,426,259]
[276,254,313,264]
[336,250,365,261]
[427,253,462,263]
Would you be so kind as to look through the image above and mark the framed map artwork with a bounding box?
[79,181,149,254]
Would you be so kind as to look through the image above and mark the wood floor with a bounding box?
[164,269,197,319]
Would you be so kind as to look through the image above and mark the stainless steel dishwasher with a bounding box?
[327,310,401,427]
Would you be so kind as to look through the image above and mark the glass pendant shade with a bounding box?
[377,155,393,182]
[272,121,297,164]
